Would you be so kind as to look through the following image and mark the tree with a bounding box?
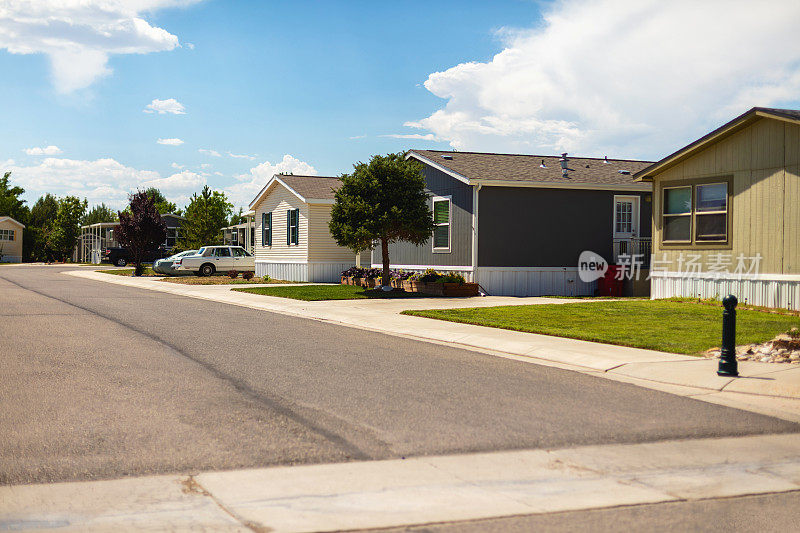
[27,194,59,261]
[82,203,118,226]
[47,196,87,261]
[143,187,179,215]
[0,172,28,223]
[116,191,167,274]
[179,186,233,249]
[329,152,435,286]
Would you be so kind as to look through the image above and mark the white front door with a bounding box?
[613,196,640,239]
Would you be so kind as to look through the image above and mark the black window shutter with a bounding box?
[287,210,291,245]
[261,213,267,246]
[267,212,272,246]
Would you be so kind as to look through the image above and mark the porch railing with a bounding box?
[613,237,651,267]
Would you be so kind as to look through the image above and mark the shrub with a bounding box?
[438,272,466,284]
[228,270,239,279]
[242,271,254,280]
[416,268,441,282]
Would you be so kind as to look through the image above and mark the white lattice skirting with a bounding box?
[651,272,800,311]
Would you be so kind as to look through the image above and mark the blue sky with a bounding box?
[2,0,799,210]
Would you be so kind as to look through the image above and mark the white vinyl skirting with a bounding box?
[651,272,800,311]
[475,267,597,297]
[0,255,22,263]
[256,261,355,283]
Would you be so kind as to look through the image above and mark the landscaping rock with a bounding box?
[707,330,800,364]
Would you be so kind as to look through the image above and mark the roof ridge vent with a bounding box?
[559,152,572,178]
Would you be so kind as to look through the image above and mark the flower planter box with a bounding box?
[351,277,362,287]
[362,278,377,288]
[341,276,351,285]
[441,282,479,297]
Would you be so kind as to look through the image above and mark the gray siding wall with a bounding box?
[478,187,652,267]
[375,165,473,267]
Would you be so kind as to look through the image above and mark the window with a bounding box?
[262,212,272,247]
[0,229,14,241]
[662,186,692,242]
[214,247,231,257]
[432,196,451,252]
[695,183,727,241]
[615,200,633,234]
[661,181,729,244]
[286,208,299,245]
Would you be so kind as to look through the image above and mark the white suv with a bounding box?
[175,246,255,276]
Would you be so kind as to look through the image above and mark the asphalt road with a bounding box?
[1,265,797,485]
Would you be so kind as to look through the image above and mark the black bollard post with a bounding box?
[717,294,738,377]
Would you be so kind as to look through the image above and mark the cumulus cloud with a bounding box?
[199,148,221,157]
[7,156,205,209]
[24,145,63,155]
[157,137,184,145]
[408,0,800,158]
[0,1,200,93]
[144,98,186,114]
[225,154,317,207]
[141,170,205,191]
[170,162,184,169]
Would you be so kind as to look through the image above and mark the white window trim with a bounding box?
[662,185,693,244]
[431,195,452,253]
[612,195,640,238]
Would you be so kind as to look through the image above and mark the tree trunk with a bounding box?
[381,237,390,287]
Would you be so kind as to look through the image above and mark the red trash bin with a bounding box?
[598,265,624,296]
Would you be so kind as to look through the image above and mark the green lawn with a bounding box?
[233,284,437,301]
[402,300,800,355]
[97,267,157,277]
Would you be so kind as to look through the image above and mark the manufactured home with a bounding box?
[249,175,369,281]
[0,216,24,263]
[374,150,654,296]
[635,107,800,310]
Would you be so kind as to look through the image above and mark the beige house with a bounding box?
[248,175,368,281]
[635,107,800,310]
[0,216,24,263]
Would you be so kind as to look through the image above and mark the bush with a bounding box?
[438,272,466,284]
[416,268,441,282]
[228,270,239,279]
[242,271,254,280]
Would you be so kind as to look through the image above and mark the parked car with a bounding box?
[174,246,255,276]
[103,247,168,267]
[153,250,198,276]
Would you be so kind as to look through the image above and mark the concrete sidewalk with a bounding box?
[68,270,800,422]
[2,433,799,532]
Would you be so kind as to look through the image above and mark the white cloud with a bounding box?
[144,98,186,114]
[157,137,184,146]
[349,134,366,140]
[199,163,211,169]
[185,42,195,50]
[225,154,317,207]
[227,151,256,160]
[141,170,205,191]
[7,156,205,209]
[409,0,800,158]
[380,133,438,141]
[0,1,200,93]
[199,148,221,157]
[170,162,184,169]
[24,145,63,155]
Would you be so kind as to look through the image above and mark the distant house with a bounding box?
[249,175,369,281]
[0,216,24,263]
[634,107,800,310]
[76,213,187,263]
[374,150,654,296]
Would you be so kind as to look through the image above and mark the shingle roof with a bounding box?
[408,150,653,186]
[278,175,340,200]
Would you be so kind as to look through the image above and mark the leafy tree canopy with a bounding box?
[130,187,180,215]
[29,194,58,229]
[47,196,87,261]
[179,185,233,249]
[0,172,29,223]
[329,152,434,285]
[116,191,167,272]
[82,203,119,226]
